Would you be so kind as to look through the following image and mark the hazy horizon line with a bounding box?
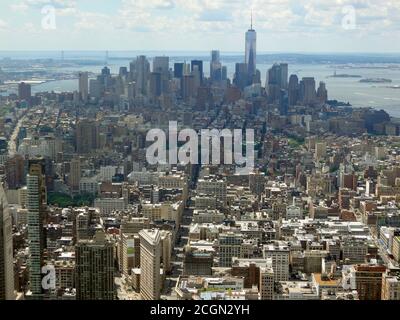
[1,50,400,56]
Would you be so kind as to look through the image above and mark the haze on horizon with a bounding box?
[0,0,399,53]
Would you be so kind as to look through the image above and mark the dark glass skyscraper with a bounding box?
[174,63,184,79]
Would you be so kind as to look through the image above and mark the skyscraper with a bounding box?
[174,63,184,79]
[78,72,89,102]
[18,82,31,103]
[210,50,222,82]
[27,158,47,298]
[222,66,228,81]
[317,81,328,104]
[182,74,195,103]
[153,56,170,94]
[149,72,162,99]
[267,63,283,103]
[89,78,103,99]
[211,50,220,63]
[69,156,81,193]
[75,229,115,300]
[100,66,111,90]
[5,154,25,189]
[300,77,317,105]
[153,56,169,77]
[135,56,150,96]
[139,229,161,300]
[288,74,299,106]
[245,14,257,78]
[191,60,204,84]
[0,183,14,300]
[234,62,249,90]
[280,63,289,89]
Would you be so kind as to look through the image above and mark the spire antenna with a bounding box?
[251,10,253,30]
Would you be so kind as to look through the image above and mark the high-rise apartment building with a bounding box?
[27,158,47,298]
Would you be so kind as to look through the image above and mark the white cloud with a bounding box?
[10,3,30,12]
[0,19,8,30]
[3,0,400,51]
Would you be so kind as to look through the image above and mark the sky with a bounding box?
[0,0,399,53]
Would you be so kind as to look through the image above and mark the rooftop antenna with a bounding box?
[251,10,253,30]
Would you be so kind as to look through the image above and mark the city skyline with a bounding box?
[1,0,400,306]
[0,0,400,52]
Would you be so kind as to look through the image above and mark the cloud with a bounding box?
[73,11,109,30]
[9,0,400,35]
[2,0,400,50]
[10,3,30,12]
[0,19,8,30]
[198,10,232,22]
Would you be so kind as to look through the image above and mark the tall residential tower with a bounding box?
[27,158,47,298]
